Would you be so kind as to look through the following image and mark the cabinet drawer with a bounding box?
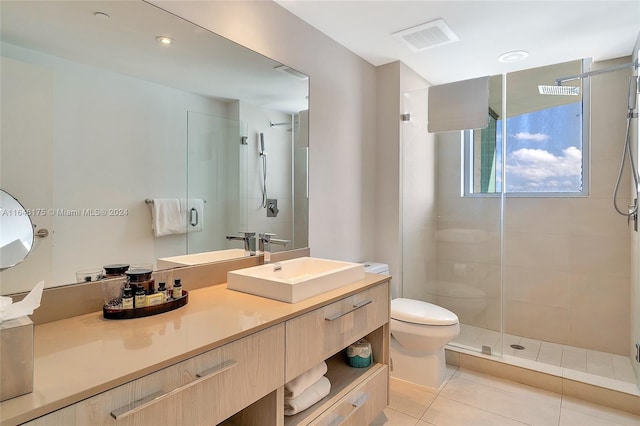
[285,283,389,381]
[310,365,388,426]
[24,324,284,426]
[180,324,284,424]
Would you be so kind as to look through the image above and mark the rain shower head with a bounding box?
[538,85,580,96]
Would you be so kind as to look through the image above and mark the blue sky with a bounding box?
[495,102,583,192]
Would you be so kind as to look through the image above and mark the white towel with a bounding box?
[150,198,186,237]
[284,361,328,399]
[284,376,331,416]
[149,198,205,237]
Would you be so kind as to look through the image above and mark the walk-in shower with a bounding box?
[402,56,640,400]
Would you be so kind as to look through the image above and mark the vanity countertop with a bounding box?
[0,273,389,426]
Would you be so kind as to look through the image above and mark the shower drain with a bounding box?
[510,344,525,350]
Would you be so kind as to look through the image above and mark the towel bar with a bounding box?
[145,199,207,204]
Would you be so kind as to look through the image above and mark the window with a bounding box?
[464,59,590,196]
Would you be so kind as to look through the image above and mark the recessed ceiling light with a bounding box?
[498,50,529,63]
[156,36,174,45]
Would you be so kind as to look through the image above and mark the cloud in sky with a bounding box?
[511,132,550,142]
[506,146,582,191]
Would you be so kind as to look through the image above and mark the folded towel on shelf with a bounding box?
[284,361,328,399]
[284,376,331,416]
[149,198,185,237]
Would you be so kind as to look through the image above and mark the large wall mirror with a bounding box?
[0,0,309,295]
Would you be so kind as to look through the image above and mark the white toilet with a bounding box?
[364,262,460,390]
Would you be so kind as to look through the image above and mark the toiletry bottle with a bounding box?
[157,282,167,302]
[172,279,182,299]
[134,285,146,308]
[122,286,134,309]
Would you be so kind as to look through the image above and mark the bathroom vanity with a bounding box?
[0,273,390,426]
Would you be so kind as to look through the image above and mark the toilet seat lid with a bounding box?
[391,298,459,326]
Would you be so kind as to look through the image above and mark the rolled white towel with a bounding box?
[284,361,328,399]
[284,376,331,416]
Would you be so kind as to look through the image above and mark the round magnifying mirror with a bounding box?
[0,190,35,270]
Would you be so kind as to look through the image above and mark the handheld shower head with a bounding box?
[259,133,266,156]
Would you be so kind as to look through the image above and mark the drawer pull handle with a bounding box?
[110,359,238,419]
[195,359,238,379]
[328,415,345,426]
[351,392,369,408]
[326,392,369,425]
[324,299,372,321]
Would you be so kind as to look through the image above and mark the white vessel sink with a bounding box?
[157,249,247,268]
[227,257,365,303]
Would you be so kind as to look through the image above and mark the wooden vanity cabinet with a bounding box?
[20,279,390,426]
[283,281,390,426]
[23,325,284,426]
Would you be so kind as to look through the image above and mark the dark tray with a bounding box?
[103,291,188,319]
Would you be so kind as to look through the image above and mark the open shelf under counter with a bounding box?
[283,352,386,426]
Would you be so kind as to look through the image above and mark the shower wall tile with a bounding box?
[590,157,631,199]
[504,198,570,234]
[504,231,570,271]
[504,266,569,309]
[505,300,569,344]
[567,197,631,238]
[568,234,630,273]
[568,271,629,354]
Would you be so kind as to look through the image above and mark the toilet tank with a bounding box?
[363,262,389,275]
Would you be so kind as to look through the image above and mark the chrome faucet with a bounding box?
[226,232,257,256]
[259,232,290,263]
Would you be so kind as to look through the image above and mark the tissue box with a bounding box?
[0,316,33,401]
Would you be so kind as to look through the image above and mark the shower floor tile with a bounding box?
[452,324,637,386]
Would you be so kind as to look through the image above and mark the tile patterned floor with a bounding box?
[372,366,640,426]
[452,324,637,385]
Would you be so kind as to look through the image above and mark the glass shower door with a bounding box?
[186,111,247,255]
[432,75,505,357]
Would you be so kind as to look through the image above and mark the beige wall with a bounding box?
[374,61,431,298]
[154,1,378,263]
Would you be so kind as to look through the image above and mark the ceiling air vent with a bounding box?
[392,19,459,52]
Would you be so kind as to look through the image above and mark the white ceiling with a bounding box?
[274,1,640,85]
[1,1,309,113]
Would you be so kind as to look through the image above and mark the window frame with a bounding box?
[462,60,591,198]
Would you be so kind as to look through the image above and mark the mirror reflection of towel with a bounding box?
[150,199,184,237]
[150,198,205,237]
